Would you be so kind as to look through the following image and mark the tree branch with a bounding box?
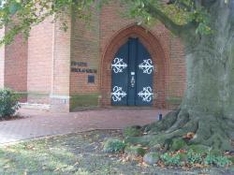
[144,2,187,37]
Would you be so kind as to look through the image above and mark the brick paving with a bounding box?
[0,108,170,144]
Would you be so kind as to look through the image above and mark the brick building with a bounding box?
[0,1,186,112]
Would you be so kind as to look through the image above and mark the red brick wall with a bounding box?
[69,8,100,110]
[70,9,100,95]
[51,19,71,96]
[5,33,28,92]
[50,16,71,112]
[166,36,186,108]
[0,28,5,88]
[27,18,53,104]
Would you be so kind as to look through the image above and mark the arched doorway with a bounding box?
[111,37,154,106]
[101,25,167,108]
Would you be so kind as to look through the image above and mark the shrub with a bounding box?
[187,150,203,165]
[160,152,182,166]
[0,88,20,119]
[103,138,126,153]
[204,154,232,167]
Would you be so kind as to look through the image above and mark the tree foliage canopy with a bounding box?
[0,0,95,43]
[1,0,231,44]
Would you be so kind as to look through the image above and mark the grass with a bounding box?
[0,130,233,175]
[0,140,78,174]
[0,130,124,175]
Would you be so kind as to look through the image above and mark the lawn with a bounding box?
[0,130,233,175]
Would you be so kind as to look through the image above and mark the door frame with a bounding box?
[101,24,168,108]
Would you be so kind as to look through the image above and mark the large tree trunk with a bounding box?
[126,0,234,151]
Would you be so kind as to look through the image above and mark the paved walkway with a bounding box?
[0,108,170,144]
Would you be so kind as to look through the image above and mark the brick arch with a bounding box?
[100,24,167,108]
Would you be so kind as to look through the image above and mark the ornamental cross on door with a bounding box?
[138,59,154,74]
[111,86,127,102]
[111,57,128,73]
[138,86,154,102]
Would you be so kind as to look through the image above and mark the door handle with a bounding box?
[130,72,135,88]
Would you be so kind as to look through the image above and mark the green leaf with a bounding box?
[9,2,21,14]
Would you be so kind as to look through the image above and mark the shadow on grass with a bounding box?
[0,130,233,175]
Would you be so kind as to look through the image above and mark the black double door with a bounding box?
[111,38,154,106]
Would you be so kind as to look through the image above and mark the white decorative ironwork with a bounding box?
[111,86,127,102]
[138,59,154,74]
[138,86,153,102]
[111,57,128,73]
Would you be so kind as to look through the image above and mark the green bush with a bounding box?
[0,89,20,119]
[187,150,203,165]
[160,152,182,166]
[204,154,232,167]
[103,138,126,153]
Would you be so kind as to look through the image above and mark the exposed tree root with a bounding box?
[125,108,234,152]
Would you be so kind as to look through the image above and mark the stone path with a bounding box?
[0,108,170,144]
